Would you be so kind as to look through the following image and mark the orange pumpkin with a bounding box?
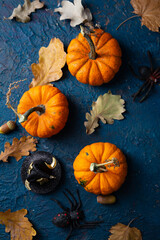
[67,29,122,86]
[73,142,127,195]
[17,85,69,138]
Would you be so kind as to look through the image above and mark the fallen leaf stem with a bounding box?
[19,105,45,123]
[80,25,96,59]
[116,15,139,30]
[90,158,119,173]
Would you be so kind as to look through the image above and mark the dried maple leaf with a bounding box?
[54,0,92,27]
[30,38,66,88]
[108,220,142,240]
[0,136,37,162]
[6,0,44,23]
[131,0,160,32]
[84,92,126,135]
[0,209,36,240]
[117,0,160,32]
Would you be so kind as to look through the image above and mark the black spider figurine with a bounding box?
[52,189,102,240]
[129,51,160,102]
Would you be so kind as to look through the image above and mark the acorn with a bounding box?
[21,151,62,194]
[97,195,116,204]
[0,121,16,134]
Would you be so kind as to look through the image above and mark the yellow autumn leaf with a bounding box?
[0,209,36,240]
[108,222,142,240]
[30,38,66,88]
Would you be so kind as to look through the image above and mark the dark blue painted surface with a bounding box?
[0,0,160,239]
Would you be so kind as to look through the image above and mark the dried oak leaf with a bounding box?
[54,0,92,27]
[131,0,160,32]
[30,38,66,88]
[0,136,37,162]
[0,209,36,240]
[6,0,44,23]
[84,92,126,135]
[108,222,142,240]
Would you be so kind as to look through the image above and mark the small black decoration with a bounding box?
[129,51,160,102]
[21,151,61,194]
[52,189,102,240]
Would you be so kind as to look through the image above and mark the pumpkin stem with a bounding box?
[90,158,120,173]
[80,25,96,60]
[116,15,139,30]
[19,104,46,123]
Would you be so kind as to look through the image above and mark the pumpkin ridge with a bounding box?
[95,61,104,82]
[89,144,99,164]
[76,59,92,84]
[74,58,89,76]
[80,173,96,187]
[85,173,100,191]
[95,34,113,51]
[97,59,116,74]
[100,142,105,163]
[77,38,90,52]
[24,91,35,107]
[85,60,92,84]
[103,173,114,191]
[96,37,113,51]
[67,52,88,65]
[45,104,68,109]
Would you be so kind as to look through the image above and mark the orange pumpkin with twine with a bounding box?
[67,28,122,86]
[73,142,127,195]
[17,85,69,138]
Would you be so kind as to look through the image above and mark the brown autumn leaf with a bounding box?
[108,221,142,240]
[30,38,66,88]
[0,136,37,162]
[6,0,44,23]
[131,0,160,32]
[0,209,36,240]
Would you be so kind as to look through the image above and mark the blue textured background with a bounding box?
[0,0,160,239]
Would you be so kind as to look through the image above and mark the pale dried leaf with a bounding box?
[30,38,66,88]
[0,136,38,162]
[0,209,36,240]
[108,222,142,240]
[84,92,126,135]
[6,0,44,23]
[131,0,160,32]
[54,0,92,27]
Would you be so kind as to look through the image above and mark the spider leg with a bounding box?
[147,51,153,72]
[65,189,77,209]
[76,189,82,210]
[66,225,73,240]
[51,198,69,212]
[132,80,150,100]
[153,67,160,79]
[140,81,154,103]
[136,79,151,97]
[128,63,144,80]
[63,191,74,210]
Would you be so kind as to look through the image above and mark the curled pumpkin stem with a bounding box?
[6,79,46,124]
[18,105,46,123]
[90,158,120,173]
[80,25,96,60]
[6,79,27,119]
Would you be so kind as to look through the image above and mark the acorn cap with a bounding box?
[21,151,62,194]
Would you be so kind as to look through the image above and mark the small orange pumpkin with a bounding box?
[73,142,127,195]
[17,85,69,138]
[67,28,122,86]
